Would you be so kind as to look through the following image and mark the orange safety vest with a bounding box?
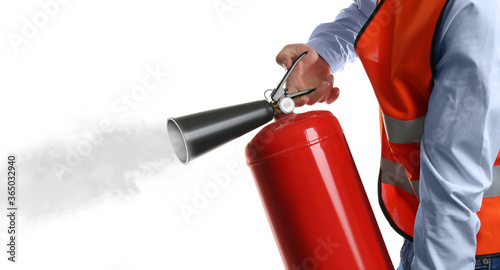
[354,0,500,256]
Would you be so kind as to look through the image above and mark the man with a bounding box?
[276,0,500,269]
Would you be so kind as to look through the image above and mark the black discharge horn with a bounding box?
[167,51,315,164]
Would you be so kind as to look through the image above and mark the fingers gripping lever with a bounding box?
[268,51,316,114]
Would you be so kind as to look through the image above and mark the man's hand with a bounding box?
[276,43,339,107]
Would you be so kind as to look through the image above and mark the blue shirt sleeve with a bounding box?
[306,0,377,74]
[412,0,500,269]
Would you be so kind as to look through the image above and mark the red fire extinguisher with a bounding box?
[245,110,393,270]
[167,51,393,269]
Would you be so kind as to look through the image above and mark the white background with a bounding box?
[0,0,402,269]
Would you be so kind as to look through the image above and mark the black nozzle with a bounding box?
[167,100,275,164]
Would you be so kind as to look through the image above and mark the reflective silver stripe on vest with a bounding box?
[382,113,425,144]
[484,166,500,198]
[380,158,420,199]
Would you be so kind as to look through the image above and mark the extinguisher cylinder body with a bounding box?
[245,111,393,270]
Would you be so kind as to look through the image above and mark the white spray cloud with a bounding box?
[16,121,177,222]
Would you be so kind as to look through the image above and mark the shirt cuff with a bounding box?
[306,38,346,75]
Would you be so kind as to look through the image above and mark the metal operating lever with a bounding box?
[267,51,316,114]
[269,51,316,103]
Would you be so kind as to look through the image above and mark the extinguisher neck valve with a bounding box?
[278,97,295,114]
